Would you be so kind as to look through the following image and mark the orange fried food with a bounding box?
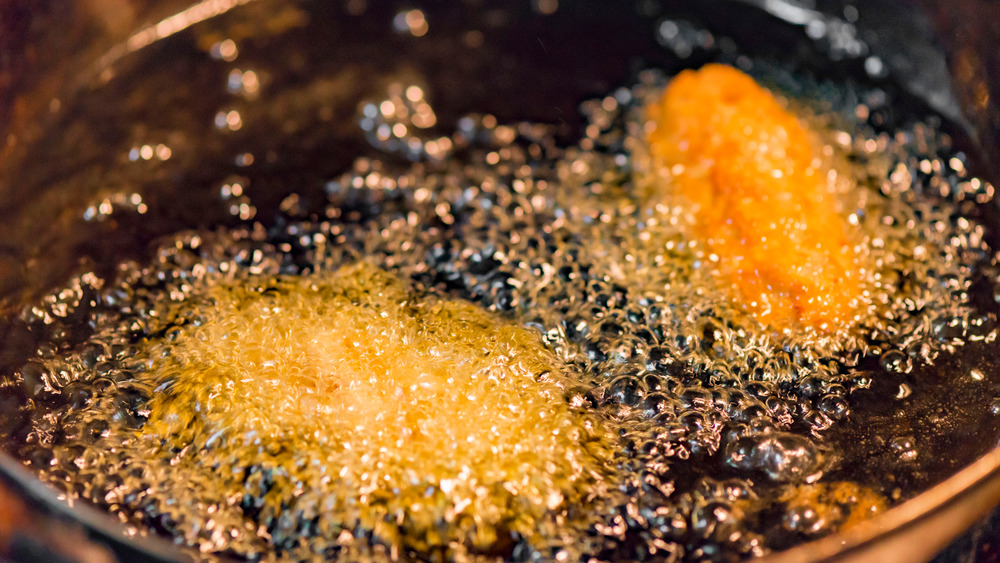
[645,64,861,331]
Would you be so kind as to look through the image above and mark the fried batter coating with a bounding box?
[644,64,861,330]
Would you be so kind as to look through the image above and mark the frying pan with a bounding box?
[0,1,999,561]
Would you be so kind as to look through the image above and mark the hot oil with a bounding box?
[131,262,618,558]
[2,31,1000,563]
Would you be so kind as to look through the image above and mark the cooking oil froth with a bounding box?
[133,262,614,557]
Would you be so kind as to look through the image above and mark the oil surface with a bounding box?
[1,3,1000,562]
[136,262,616,557]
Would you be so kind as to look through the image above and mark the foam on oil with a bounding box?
[137,262,615,556]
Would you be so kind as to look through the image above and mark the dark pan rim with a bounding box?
[3,443,1000,562]
[761,441,1000,562]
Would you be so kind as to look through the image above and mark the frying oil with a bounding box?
[5,63,1000,562]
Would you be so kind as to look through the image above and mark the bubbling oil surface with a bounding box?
[135,262,616,557]
[4,63,1000,562]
